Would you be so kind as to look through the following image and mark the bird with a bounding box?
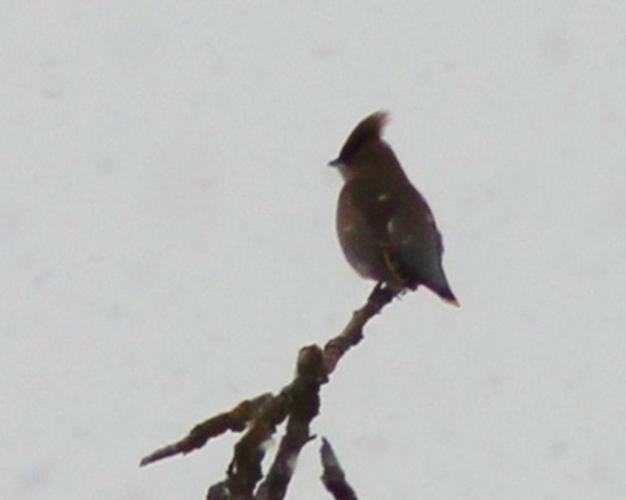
[329,111,459,306]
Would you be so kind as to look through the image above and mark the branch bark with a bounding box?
[320,438,358,500]
[141,283,399,499]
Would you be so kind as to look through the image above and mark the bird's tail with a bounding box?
[429,280,460,307]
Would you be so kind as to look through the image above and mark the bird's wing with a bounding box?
[344,179,449,290]
[392,188,444,254]
[386,187,447,288]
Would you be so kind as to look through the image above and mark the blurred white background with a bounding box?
[2,2,625,499]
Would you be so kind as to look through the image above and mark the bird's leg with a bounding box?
[373,281,385,294]
[369,281,400,305]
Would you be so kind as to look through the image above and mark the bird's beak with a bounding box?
[328,158,343,167]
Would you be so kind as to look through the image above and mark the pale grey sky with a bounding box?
[2,2,625,499]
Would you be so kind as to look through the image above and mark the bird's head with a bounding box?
[328,111,399,181]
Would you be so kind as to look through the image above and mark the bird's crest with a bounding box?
[337,111,390,162]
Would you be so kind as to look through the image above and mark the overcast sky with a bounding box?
[2,2,626,499]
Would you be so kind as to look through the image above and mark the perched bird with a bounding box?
[329,111,459,306]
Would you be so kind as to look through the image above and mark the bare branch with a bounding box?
[140,393,273,466]
[255,346,324,499]
[142,283,400,498]
[323,283,398,374]
[320,438,358,500]
[209,346,325,499]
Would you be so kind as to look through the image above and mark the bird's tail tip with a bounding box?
[444,296,461,308]
[437,286,460,308]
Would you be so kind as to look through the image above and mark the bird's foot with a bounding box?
[370,281,401,304]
